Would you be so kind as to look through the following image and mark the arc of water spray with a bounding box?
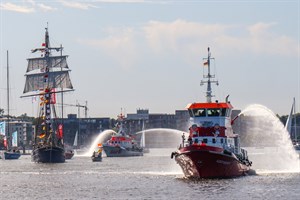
[239,104,300,173]
[79,130,116,156]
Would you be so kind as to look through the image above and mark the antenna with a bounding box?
[200,47,219,103]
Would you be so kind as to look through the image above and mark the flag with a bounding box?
[42,43,46,46]
[12,131,18,147]
[38,133,46,138]
[50,88,56,104]
[57,124,63,139]
[203,61,208,66]
[3,136,7,148]
[32,96,37,103]
[0,122,5,136]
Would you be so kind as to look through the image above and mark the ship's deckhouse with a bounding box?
[187,102,233,127]
[185,101,237,151]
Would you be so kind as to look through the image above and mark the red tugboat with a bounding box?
[171,48,252,178]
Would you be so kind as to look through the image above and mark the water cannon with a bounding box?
[231,115,239,125]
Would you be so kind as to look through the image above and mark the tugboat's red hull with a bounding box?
[173,146,251,178]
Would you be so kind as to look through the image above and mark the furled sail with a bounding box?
[23,70,73,94]
[27,55,69,73]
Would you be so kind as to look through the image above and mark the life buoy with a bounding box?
[191,124,198,131]
[214,124,220,131]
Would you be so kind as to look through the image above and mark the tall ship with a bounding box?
[22,26,74,163]
[103,113,143,157]
[171,48,252,178]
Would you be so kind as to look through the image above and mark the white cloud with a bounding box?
[77,28,138,70]
[91,0,146,2]
[26,0,36,6]
[143,19,230,53]
[58,0,98,10]
[37,3,57,12]
[0,1,57,13]
[0,2,35,13]
[143,20,297,57]
[77,20,298,70]
[243,22,297,55]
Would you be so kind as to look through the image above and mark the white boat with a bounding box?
[73,131,78,148]
[285,98,299,150]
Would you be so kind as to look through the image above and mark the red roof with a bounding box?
[186,102,233,109]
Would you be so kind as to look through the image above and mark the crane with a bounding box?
[57,101,88,118]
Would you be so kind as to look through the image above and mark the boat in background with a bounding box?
[64,131,78,159]
[73,131,78,149]
[65,149,74,159]
[4,149,21,160]
[4,130,21,160]
[21,26,74,163]
[103,113,143,157]
[91,143,103,162]
[285,98,300,150]
[2,51,21,160]
[171,48,252,178]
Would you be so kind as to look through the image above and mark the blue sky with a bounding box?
[0,0,299,118]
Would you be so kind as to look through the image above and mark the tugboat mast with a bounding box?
[200,47,218,103]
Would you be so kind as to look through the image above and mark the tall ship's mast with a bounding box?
[22,26,74,163]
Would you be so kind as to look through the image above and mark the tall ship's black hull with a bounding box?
[31,146,65,163]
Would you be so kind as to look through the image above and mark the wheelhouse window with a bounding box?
[221,108,227,116]
[188,109,194,117]
[193,108,206,117]
[212,138,216,143]
[226,109,232,117]
[207,108,220,116]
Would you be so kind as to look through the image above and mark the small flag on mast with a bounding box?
[203,61,208,66]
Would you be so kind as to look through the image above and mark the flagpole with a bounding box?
[294,97,297,141]
[6,50,10,150]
